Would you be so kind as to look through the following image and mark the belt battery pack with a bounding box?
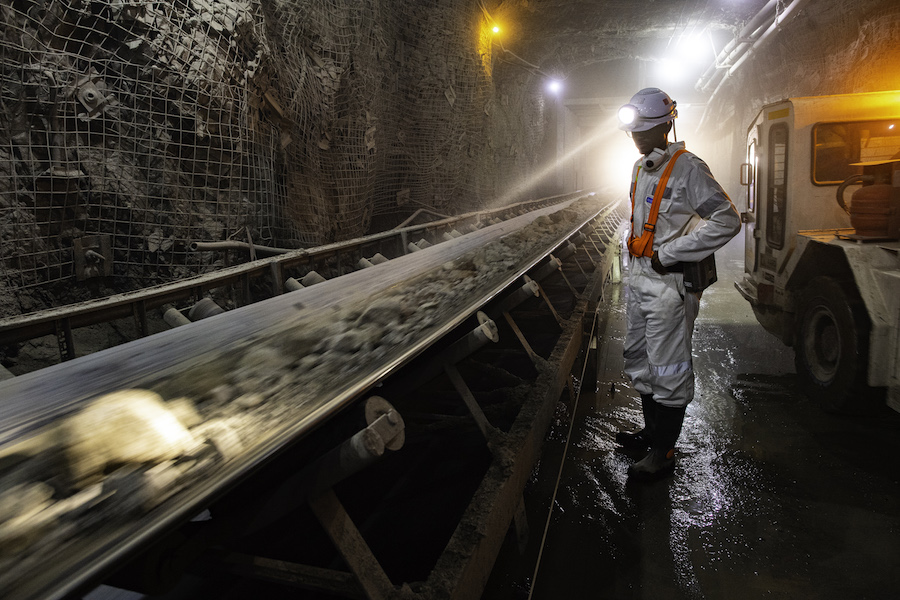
[682,253,717,293]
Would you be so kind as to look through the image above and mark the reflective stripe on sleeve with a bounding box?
[696,191,730,219]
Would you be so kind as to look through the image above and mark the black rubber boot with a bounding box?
[615,393,656,451]
[628,404,686,481]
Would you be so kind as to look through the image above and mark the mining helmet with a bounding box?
[617,87,678,132]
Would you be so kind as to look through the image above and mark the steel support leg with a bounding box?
[580,245,598,270]
[234,399,405,537]
[571,252,588,277]
[556,263,580,298]
[309,488,397,600]
[502,310,544,368]
[195,400,408,600]
[444,362,498,443]
[212,553,367,599]
[588,232,604,256]
[534,280,564,328]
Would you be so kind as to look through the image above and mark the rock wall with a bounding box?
[0,0,547,315]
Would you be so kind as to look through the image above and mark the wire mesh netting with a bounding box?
[0,0,548,314]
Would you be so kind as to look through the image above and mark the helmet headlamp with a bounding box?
[617,105,638,127]
[617,88,678,132]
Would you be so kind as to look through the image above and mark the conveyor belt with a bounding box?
[0,194,623,600]
[0,192,584,353]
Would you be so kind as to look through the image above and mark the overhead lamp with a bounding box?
[678,32,712,63]
[492,25,500,34]
[656,57,685,83]
[548,80,562,94]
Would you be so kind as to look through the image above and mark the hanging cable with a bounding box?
[495,41,562,81]
[477,0,494,23]
[526,304,601,600]
[478,0,563,83]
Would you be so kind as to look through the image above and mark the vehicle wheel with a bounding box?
[793,276,870,412]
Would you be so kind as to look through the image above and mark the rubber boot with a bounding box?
[615,393,656,451]
[628,404,686,481]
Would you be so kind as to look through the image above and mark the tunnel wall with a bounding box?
[0,0,548,316]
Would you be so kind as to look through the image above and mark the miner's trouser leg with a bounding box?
[623,268,700,410]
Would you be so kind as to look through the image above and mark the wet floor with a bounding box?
[483,232,900,600]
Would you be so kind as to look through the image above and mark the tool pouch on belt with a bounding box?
[682,253,717,293]
[628,148,687,258]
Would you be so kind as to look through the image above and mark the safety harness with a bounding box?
[628,148,687,258]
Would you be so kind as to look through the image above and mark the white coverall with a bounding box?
[623,141,741,408]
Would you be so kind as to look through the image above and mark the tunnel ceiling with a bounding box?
[515,0,754,43]
[501,0,765,74]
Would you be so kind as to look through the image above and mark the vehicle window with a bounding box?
[813,120,900,184]
[747,140,757,213]
[766,124,787,250]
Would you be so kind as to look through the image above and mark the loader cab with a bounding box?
[740,92,900,312]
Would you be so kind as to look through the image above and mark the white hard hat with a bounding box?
[617,87,678,132]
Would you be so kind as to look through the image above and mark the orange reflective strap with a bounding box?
[627,148,687,258]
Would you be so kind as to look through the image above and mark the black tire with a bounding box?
[793,276,870,412]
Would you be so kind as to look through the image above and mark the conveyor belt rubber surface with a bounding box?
[0,194,620,600]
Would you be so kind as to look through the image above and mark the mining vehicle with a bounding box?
[734,91,900,412]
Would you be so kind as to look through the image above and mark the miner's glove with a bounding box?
[650,251,668,275]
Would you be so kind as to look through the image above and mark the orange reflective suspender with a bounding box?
[628,148,687,258]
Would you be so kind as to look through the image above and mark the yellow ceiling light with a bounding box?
[492,24,501,34]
